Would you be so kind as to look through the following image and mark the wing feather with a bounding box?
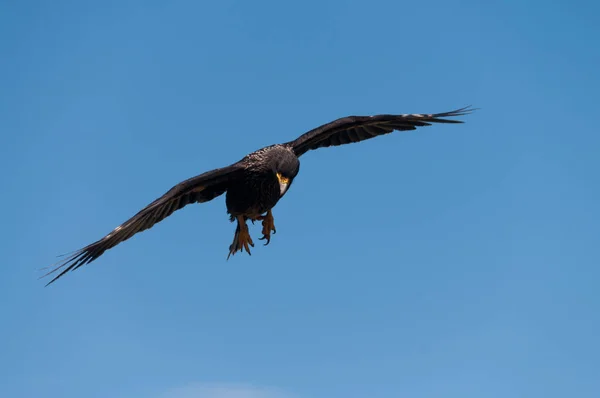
[42,163,243,285]
[285,106,475,157]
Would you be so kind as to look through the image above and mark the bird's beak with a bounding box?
[277,173,290,196]
[279,182,288,196]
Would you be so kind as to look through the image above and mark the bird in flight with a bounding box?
[43,106,475,285]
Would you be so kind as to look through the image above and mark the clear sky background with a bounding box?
[1,1,599,397]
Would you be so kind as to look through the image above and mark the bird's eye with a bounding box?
[276,173,290,185]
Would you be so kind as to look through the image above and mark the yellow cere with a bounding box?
[277,173,290,185]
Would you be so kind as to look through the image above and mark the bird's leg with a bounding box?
[257,210,277,245]
[228,216,254,259]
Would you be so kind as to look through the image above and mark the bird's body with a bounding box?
[226,145,299,220]
[43,106,475,285]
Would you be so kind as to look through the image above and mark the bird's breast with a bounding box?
[225,171,281,217]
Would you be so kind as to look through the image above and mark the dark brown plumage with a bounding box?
[42,106,475,285]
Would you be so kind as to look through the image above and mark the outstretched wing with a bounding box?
[43,163,243,285]
[285,106,475,157]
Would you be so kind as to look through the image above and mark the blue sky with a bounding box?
[1,0,599,397]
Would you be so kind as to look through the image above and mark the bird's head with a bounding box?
[273,149,300,196]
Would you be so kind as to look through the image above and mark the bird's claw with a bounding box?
[227,222,254,259]
[257,211,277,246]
